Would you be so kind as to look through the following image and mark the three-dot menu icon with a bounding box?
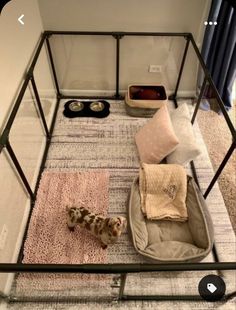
[204,21,217,26]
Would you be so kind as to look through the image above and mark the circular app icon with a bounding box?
[198,275,226,302]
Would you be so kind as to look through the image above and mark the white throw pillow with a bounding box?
[135,105,179,164]
[166,103,201,165]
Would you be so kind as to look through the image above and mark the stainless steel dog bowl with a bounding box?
[90,101,105,112]
[68,101,84,112]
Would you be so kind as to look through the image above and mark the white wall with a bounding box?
[0,0,44,131]
[38,0,208,36]
[0,0,45,295]
[38,0,211,95]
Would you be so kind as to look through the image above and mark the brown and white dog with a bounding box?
[67,206,127,249]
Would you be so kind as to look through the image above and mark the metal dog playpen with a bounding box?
[0,31,235,304]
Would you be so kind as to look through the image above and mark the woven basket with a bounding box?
[125,84,167,117]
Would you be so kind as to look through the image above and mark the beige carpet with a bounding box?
[197,101,236,233]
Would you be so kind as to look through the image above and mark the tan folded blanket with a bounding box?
[139,163,188,221]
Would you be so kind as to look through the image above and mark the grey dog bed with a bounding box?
[128,176,214,262]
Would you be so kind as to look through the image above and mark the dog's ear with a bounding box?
[104,218,110,227]
[66,205,75,215]
[120,217,127,231]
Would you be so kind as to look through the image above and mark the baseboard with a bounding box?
[31,138,47,192]
[175,91,197,98]
[15,88,197,101]
[0,301,7,310]
[3,199,31,295]
[60,89,197,98]
[1,140,48,295]
[60,89,120,97]
[1,116,53,295]
[18,88,197,100]
[23,89,56,101]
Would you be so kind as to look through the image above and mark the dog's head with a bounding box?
[105,216,127,238]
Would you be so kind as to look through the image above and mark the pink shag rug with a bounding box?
[17,170,110,291]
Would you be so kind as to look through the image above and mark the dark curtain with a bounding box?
[201,0,236,110]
